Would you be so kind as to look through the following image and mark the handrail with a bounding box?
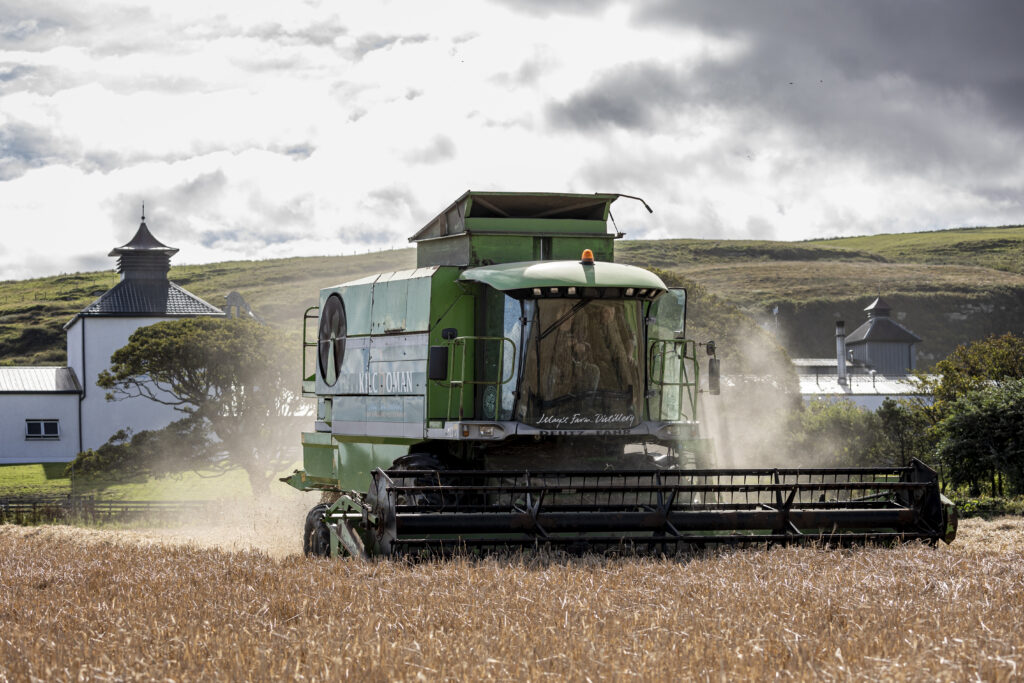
[433,335,517,421]
[648,338,699,422]
[302,306,319,395]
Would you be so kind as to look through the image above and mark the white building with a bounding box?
[794,298,930,410]
[0,215,224,465]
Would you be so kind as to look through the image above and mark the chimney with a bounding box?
[836,320,847,386]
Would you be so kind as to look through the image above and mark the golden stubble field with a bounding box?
[1,515,1022,682]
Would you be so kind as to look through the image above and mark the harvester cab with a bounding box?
[284,191,956,558]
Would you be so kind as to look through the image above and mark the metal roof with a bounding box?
[799,374,927,396]
[0,367,82,394]
[65,279,225,328]
[792,358,855,367]
[459,260,667,292]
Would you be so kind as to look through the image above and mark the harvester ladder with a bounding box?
[435,335,517,420]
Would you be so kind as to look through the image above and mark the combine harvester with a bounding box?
[282,191,957,557]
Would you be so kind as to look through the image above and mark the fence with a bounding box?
[0,495,215,525]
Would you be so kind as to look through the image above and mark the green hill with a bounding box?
[806,225,1024,274]
[2,225,1023,368]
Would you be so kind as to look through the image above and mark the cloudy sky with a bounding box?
[1,0,1023,280]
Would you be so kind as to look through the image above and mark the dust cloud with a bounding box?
[107,493,312,559]
[695,318,804,470]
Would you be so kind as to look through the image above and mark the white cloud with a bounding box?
[0,0,1022,281]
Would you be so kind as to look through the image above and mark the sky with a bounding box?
[1,0,1023,280]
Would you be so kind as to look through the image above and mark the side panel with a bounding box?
[300,431,410,491]
[426,267,476,420]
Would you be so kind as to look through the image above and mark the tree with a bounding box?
[933,379,1024,496]
[875,398,932,467]
[93,318,305,496]
[787,399,885,468]
[66,418,213,479]
[919,332,1024,418]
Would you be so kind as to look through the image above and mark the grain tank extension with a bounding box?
[283,191,957,557]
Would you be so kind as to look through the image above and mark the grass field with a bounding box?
[0,516,1021,681]
[807,225,1024,274]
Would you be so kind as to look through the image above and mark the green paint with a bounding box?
[464,217,608,234]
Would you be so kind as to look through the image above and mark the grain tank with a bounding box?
[283,191,956,557]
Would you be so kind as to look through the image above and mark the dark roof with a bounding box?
[846,317,922,344]
[0,367,82,393]
[66,279,224,327]
[108,221,179,257]
[864,297,893,316]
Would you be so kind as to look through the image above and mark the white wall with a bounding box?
[0,394,80,463]
[68,316,189,452]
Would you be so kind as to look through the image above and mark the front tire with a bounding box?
[303,503,330,557]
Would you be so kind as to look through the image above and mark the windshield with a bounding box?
[516,298,643,430]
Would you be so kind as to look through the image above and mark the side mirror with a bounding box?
[708,358,721,395]
[428,346,449,381]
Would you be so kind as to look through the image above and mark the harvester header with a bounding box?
[284,190,956,558]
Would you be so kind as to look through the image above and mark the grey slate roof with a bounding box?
[846,317,922,344]
[0,367,82,393]
[65,280,225,327]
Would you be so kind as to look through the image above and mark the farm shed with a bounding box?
[0,212,224,464]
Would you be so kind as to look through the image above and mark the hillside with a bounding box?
[0,250,416,366]
[807,225,1024,274]
[2,224,1023,367]
[617,228,1024,362]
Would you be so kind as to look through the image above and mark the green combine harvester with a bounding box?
[283,191,957,557]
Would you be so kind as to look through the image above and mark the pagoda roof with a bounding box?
[108,221,179,257]
[864,297,893,316]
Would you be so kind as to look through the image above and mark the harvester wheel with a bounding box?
[388,453,447,507]
[303,503,331,557]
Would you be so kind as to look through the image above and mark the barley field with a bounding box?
[1,515,1022,682]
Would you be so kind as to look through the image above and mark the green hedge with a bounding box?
[947,494,1024,517]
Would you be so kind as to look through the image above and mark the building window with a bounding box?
[26,419,60,440]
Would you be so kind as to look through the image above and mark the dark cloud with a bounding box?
[102,172,231,244]
[547,62,687,131]
[0,1,84,49]
[0,122,74,180]
[0,63,32,82]
[279,143,316,160]
[340,186,428,246]
[198,228,296,249]
[352,33,430,59]
[403,136,456,164]
[491,55,550,88]
[367,186,424,218]
[548,1,1024,181]
[636,0,1024,126]
[245,192,315,233]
